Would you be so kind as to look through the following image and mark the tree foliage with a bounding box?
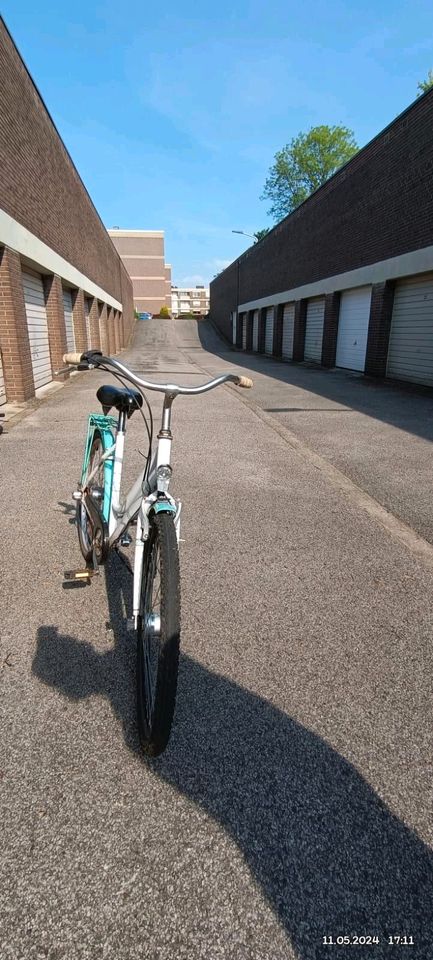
[417,69,433,95]
[159,305,170,318]
[254,228,271,242]
[261,125,358,221]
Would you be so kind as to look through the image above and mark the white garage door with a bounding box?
[22,269,52,390]
[232,311,237,344]
[0,353,6,405]
[85,298,92,348]
[241,313,247,349]
[252,310,259,351]
[336,286,372,371]
[265,307,274,355]
[282,302,295,360]
[63,288,75,352]
[387,274,433,386]
[305,297,325,362]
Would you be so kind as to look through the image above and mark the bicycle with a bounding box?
[61,349,253,757]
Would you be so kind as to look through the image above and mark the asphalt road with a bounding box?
[1,319,432,960]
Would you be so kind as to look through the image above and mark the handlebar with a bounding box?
[62,351,253,395]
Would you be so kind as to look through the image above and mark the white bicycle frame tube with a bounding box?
[90,424,180,625]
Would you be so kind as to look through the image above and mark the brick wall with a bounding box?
[131,278,168,298]
[0,18,133,320]
[109,232,168,319]
[0,246,34,401]
[110,235,164,257]
[134,299,166,315]
[121,257,166,277]
[210,88,433,339]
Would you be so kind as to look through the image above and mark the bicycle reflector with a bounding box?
[156,465,172,492]
[157,465,172,481]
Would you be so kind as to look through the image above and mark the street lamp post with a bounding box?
[232,230,257,242]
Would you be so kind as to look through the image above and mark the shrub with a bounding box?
[159,305,170,318]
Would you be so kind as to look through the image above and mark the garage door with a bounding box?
[305,297,325,362]
[0,353,6,405]
[241,313,247,349]
[22,268,52,390]
[252,310,259,351]
[387,274,433,386]
[282,302,295,360]
[63,288,75,352]
[265,307,274,355]
[336,286,372,371]
[85,298,92,348]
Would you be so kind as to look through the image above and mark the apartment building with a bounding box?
[108,230,172,316]
[171,285,210,318]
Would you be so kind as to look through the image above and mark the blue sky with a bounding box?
[3,0,433,285]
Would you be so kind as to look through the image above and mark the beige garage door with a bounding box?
[305,297,325,362]
[387,274,433,386]
[22,268,52,390]
[0,352,6,405]
[252,310,259,351]
[265,307,274,355]
[282,302,295,360]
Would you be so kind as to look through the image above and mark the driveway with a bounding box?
[0,319,432,960]
[194,319,433,545]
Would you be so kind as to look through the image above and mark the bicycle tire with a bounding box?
[137,512,181,757]
[77,431,104,563]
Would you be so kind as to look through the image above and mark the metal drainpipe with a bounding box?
[236,259,240,346]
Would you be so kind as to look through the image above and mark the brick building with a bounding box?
[108,230,172,316]
[0,18,134,407]
[210,88,433,388]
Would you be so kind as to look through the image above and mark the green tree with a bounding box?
[261,125,358,221]
[417,69,433,95]
[254,228,271,242]
[159,305,170,318]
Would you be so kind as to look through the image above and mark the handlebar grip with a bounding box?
[236,376,253,388]
[63,352,83,365]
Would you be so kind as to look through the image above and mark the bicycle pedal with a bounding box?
[63,568,99,583]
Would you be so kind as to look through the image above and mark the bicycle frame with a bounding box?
[84,394,180,627]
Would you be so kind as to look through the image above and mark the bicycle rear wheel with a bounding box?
[77,431,105,563]
[136,512,181,757]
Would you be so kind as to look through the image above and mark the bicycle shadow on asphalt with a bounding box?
[33,553,433,958]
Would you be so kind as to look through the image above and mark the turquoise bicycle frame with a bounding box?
[81,413,117,523]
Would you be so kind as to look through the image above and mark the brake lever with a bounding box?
[53,362,95,375]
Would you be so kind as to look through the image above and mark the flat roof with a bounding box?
[107,230,164,237]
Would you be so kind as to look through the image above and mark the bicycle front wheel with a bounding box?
[137,512,181,757]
